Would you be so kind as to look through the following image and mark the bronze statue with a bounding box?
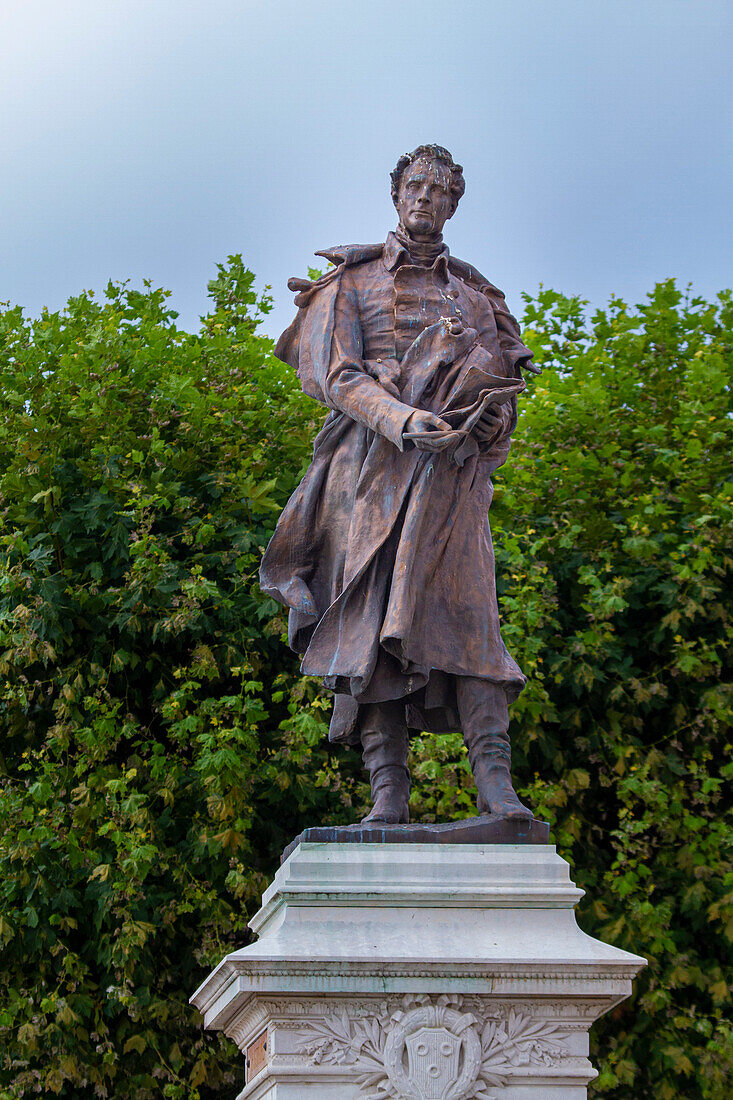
[261,145,539,826]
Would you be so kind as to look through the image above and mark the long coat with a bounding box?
[260,235,534,745]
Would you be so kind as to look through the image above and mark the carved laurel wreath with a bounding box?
[298,994,569,1099]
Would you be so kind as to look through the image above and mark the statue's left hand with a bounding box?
[473,404,504,442]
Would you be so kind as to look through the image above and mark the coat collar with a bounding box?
[382,231,450,282]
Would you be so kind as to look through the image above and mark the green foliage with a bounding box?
[415,281,733,1098]
[0,260,364,1098]
[0,269,730,1097]
[512,283,733,1098]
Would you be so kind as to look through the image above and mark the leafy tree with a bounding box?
[412,281,733,1097]
[0,261,363,1098]
[0,265,730,1098]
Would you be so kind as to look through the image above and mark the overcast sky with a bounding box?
[2,0,731,340]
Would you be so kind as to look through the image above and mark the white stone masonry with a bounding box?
[191,843,645,1099]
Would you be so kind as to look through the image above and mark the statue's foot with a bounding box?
[361,804,409,825]
[361,790,410,825]
[475,763,534,820]
[478,796,534,820]
[361,765,410,825]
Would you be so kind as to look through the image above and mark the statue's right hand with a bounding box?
[403,410,452,451]
[405,410,450,436]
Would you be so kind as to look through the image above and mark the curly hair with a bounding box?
[390,144,465,212]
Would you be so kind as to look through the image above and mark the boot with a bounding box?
[457,677,533,821]
[360,701,411,825]
[469,734,533,820]
[362,764,411,825]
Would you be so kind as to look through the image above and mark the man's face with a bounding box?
[395,158,454,237]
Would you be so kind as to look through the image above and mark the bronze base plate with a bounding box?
[282,815,550,862]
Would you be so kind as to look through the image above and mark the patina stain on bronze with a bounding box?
[260,145,541,830]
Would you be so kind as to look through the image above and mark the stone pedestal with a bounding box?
[191,842,645,1099]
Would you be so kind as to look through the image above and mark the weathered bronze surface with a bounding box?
[261,145,540,829]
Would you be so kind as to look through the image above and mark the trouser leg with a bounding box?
[456,677,533,819]
[359,698,411,825]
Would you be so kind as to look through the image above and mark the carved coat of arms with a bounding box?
[299,994,568,1100]
[405,1027,461,1098]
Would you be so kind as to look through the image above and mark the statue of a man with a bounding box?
[261,144,538,825]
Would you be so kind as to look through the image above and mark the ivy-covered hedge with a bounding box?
[0,263,731,1098]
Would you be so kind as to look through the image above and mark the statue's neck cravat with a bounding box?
[394,224,445,267]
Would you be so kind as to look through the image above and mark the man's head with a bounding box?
[391,145,465,239]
